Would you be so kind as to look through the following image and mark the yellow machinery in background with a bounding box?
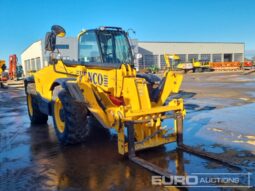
[0,60,6,76]
[0,60,7,88]
[164,54,193,73]
[163,54,180,70]
[164,55,212,73]
[192,58,210,72]
[24,26,238,181]
[0,60,6,75]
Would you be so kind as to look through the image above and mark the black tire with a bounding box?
[52,88,90,144]
[26,93,48,124]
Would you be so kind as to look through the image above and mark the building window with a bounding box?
[160,55,166,69]
[224,54,233,62]
[213,54,222,62]
[201,54,210,61]
[25,59,30,72]
[36,57,41,70]
[23,60,27,73]
[31,58,35,71]
[177,54,186,62]
[234,53,243,62]
[55,44,69,49]
[188,54,199,62]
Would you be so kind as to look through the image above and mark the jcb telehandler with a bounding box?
[25,25,238,181]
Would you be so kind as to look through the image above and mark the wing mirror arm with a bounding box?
[44,25,66,52]
[44,25,78,76]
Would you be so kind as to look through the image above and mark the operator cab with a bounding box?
[78,26,163,101]
[78,26,134,68]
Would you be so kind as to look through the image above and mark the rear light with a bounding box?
[109,95,124,106]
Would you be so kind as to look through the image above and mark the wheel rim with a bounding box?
[27,94,33,116]
[54,98,65,133]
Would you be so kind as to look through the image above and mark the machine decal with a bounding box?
[88,72,108,86]
[103,75,108,87]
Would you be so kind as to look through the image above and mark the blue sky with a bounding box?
[0,0,255,63]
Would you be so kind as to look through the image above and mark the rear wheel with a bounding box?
[26,86,48,124]
[52,87,90,144]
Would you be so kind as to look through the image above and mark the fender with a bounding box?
[50,78,76,91]
[24,76,35,93]
[50,78,85,103]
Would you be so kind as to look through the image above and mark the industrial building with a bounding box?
[21,37,77,75]
[21,38,245,75]
[138,41,245,69]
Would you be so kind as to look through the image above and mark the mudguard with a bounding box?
[24,76,35,93]
[50,78,76,91]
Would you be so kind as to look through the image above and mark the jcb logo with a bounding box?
[88,72,104,85]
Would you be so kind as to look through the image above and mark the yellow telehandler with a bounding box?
[25,26,238,181]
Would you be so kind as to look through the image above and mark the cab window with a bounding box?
[79,31,101,64]
[98,31,132,64]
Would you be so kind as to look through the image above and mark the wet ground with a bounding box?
[0,72,255,191]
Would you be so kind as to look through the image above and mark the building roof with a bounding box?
[139,41,245,44]
[21,40,42,56]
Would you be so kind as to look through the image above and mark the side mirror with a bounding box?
[135,53,142,59]
[45,32,56,51]
[51,25,66,37]
[45,25,66,52]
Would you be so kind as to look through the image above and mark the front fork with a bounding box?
[117,111,184,156]
[126,112,184,158]
[124,112,185,178]
[119,112,240,182]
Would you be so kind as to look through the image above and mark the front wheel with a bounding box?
[52,88,90,144]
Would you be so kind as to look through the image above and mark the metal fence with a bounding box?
[138,53,244,71]
[138,55,158,69]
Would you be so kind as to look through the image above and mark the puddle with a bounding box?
[1,77,255,190]
[186,103,255,150]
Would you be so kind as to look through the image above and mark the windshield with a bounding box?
[79,31,101,64]
[98,30,133,64]
[78,30,133,66]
